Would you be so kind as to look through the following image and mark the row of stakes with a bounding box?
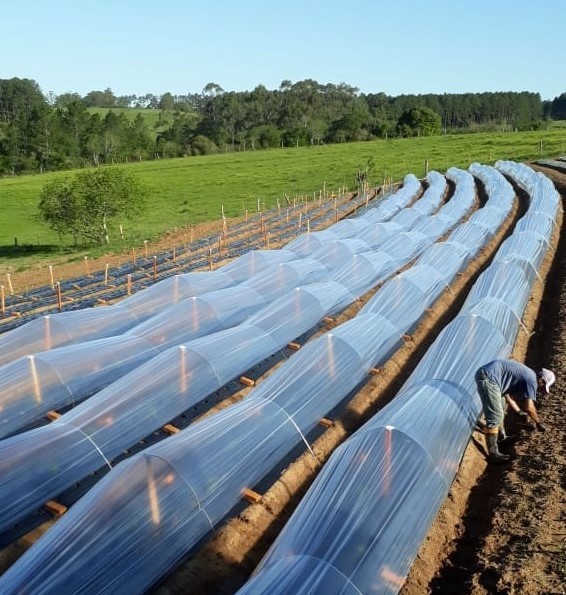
[1,185,368,318]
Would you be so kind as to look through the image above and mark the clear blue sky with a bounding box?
[3,0,564,101]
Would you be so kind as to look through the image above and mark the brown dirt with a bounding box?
[1,169,565,594]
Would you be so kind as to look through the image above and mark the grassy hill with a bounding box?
[1,128,565,264]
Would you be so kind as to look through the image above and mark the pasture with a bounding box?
[1,128,565,267]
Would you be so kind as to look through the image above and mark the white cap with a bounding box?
[540,368,556,394]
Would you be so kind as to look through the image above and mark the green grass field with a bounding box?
[1,128,565,266]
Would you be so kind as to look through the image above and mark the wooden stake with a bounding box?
[47,410,61,421]
[1,285,4,317]
[127,274,132,295]
[49,265,54,289]
[144,240,148,258]
[104,263,109,285]
[240,376,255,387]
[208,247,213,271]
[153,256,157,280]
[6,273,13,295]
[172,244,176,263]
[163,423,180,435]
[84,256,90,276]
[242,488,262,504]
[45,500,67,518]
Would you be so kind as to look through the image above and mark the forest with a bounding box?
[1,77,565,176]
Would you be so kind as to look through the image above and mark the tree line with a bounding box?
[1,77,564,176]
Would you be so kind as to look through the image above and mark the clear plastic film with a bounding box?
[415,241,471,281]
[242,258,331,300]
[411,214,452,238]
[126,285,269,347]
[0,250,357,441]
[3,164,548,594]
[219,248,297,281]
[343,221,401,248]
[330,252,398,297]
[285,231,338,257]
[310,238,373,268]
[0,270,238,366]
[0,281,354,534]
[514,211,557,240]
[240,428,447,595]
[119,270,237,318]
[410,171,447,215]
[0,305,139,367]
[0,335,159,440]
[390,207,422,229]
[463,261,531,317]
[363,174,422,222]
[0,173,493,535]
[448,219,493,254]
[493,232,549,284]
[360,266,450,330]
[238,163,557,595]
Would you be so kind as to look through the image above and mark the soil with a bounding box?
[1,167,565,594]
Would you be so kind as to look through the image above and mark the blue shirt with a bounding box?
[481,359,538,401]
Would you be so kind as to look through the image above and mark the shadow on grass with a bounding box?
[0,244,62,259]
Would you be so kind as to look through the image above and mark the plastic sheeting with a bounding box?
[0,271,238,366]
[0,166,501,594]
[0,262,332,439]
[0,195,458,534]
[0,170,455,442]
[0,173,423,369]
[0,169,462,532]
[237,163,559,595]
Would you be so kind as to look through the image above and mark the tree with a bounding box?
[158,92,175,111]
[396,107,441,137]
[83,88,117,108]
[38,168,147,245]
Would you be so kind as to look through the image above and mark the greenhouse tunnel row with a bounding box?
[0,170,447,534]
[236,161,560,595]
[0,175,417,365]
[0,162,543,593]
[0,172,438,441]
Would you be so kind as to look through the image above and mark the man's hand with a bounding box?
[517,410,528,418]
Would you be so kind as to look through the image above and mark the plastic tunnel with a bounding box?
[0,172,451,441]
[235,163,560,595]
[0,166,515,594]
[0,171,457,535]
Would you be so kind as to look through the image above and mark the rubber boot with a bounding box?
[486,433,510,464]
